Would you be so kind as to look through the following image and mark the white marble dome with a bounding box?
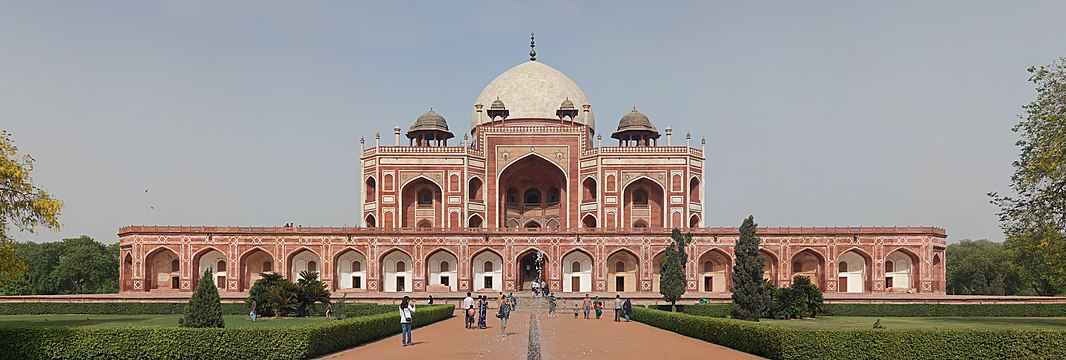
[471,61,594,129]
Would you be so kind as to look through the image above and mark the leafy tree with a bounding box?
[791,275,824,318]
[247,272,293,317]
[659,228,692,312]
[1,236,117,295]
[946,239,1024,295]
[179,269,225,328]
[731,215,769,321]
[0,130,63,284]
[991,58,1066,293]
[768,286,805,319]
[294,271,331,316]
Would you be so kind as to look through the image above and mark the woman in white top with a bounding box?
[399,296,417,346]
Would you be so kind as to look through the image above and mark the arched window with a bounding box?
[366,177,377,200]
[352,261,361,272]
[582,177,597,202]
[885,260,894,273]
[792,261,802,273]
[525,220,541,228]
[468,215,483,228]
[307,261,318,273]
[838,261,848,273]
[417,189,433,207]
[171,259,179,272]
[547,187,560,205]
[440,261,450,272]
[571,261,582,273]
[263,261,272,272]
[484,261,493,272]
[524,188,542,206]
[615,261,625,272]
[365,214,376,228]
[217,260,226,272]
[506,187,518,203]
[633,220,649,228]
[634,189,648,206]
[396,261,406,272]
[703,261,714,272]
[468,178,483,202]
[417,220,432,228]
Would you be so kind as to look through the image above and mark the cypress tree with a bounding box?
[180,269,225,328]
[731,215,770,321]
[660,228,692,312]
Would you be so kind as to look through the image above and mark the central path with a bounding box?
[319,296,760,360]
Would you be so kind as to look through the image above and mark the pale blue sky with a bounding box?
[4,1,1065,244]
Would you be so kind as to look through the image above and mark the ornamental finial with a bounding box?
[529,32,537,61]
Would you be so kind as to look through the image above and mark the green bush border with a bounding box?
[0,301,398,316]
[634,307,1066,360]
[672,303,1066,318]
[0,304,454,359]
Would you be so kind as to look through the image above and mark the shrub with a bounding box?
[635,306,1066,360]
[0,302,249,315]
[681,303,1066,318]
[768,287,806,320]
[294,271,330,316]
[790,276,823,317]
[179,269,225,328]
[0,304,454,359]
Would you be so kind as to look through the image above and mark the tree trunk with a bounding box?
[671,301,676,312]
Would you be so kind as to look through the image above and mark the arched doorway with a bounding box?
[759,249,779,285]
[652,251,666,292]
[472,249,503,292]
[381,250,413,292]
[288,249,320,281]
[607,250,640,292]
[365,214,376,228]
[933,253,943,293]
[623,178,665,228]
[697,249,731,293]
[498,155,567,229]
[401,178,442,228]
[836,250,870,293]
[791,249,825,289]
[582,214,597,228]
[146,248,180,291]
[468,214,484,228]
[239,248,274,292]
[426,249,458,292]
[562,250,592,293]
[194,249,227,291]
[335,249,367,290]
[515,248,547,291]
[582,177,597,202]
[885,249,918,292]
[122,253,133,291]
[469,177,484,202]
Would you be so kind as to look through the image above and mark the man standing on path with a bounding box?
[582,294,592,319]
[462,292,475,329]
[613,295,623,322]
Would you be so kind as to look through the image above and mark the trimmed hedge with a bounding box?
[676,303,1066,318]
[0,301,397,316]
[0,304,454,359]
[634,307,1066,360]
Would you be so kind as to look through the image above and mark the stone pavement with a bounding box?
[319,297,760,360]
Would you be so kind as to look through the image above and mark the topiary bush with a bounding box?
[680,303,1066,318]
[179,269,225,328]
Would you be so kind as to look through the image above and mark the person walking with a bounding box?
[532,281,540,296]
[582,294,592,319]
[399,296,417,347]
[613,295,623,322]
[623,298,633,322]
[593,296,603,319]
[427,295,434,305]
[542,281,550,298]
[507,292,517,311]
[250,300,257,322]
[548,293,557,317]
[477,295,488,329]
[462,292,475,329]
[497,295,511,336]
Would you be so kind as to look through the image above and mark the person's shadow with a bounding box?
[407,341,426,346]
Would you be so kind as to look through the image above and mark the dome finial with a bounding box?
[529,32,537,61]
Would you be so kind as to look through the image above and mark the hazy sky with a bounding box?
[4,1,1065,244]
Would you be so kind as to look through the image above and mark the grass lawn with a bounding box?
[761,316,1066,330]
[0,314,328,329]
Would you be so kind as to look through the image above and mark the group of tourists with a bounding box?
[530,280,550,298]
[577,294,632,321]
[461,292,515,336]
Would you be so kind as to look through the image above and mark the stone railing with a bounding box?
[119,225,946,237]
[583,146,703,157]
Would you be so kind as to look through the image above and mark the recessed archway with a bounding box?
[582,177,597,202]
[623,177,665,228]
[471,249,503,292]
[401,177,442,228]
[287,249,321,281]
[562,250,593,293]
[651,251,667,293]
[837,249,871,293]
[791,249,825,290]
[885,249,919,292]
[468,177,484,202]
[335,249,367,291]
[146,248,180,291]
[193,248,227,291]
[239,248,274,292]
[468,214,484,228]
[515,248,548,291]
[759,249,779,285]
[425,249,458,292]
[381,249,413,292]
[498,155,567,229]
[122,253,133,292]
[697,249,732,293]
[607,249,640,292]
[582,214,597,229]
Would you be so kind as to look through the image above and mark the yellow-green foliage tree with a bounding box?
[991,58,1066,295]
[0,130,62,283]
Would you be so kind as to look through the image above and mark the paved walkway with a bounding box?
[320,304,760,360]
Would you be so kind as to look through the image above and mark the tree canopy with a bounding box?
[991,57,1066,294]
[0,130,63,283]
[946,239,1024,295]
[1,236,117,295]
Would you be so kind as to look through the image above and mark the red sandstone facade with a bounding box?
[118,58,947,295]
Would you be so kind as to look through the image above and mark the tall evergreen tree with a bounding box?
[731,215,770,321]
[179,269,225,328]
[659,228,692,312]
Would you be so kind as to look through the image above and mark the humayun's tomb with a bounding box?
[117,44,947,297]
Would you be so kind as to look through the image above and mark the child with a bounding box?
[466,305,477,329]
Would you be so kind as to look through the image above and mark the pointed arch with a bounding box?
[562,248,593,293]
[145,247,180,291]
[334,248,368,290]
[837,248,871,293]
[497,153,569,229]
[471,248,504,292]
[515,247,550,291]
[622,175,666,228]
[885,247,920,292]
[238,246,274,292]
[364,214,377,228]
[468,176,484,202]
[582,214,597,228]
[380,248,414,292]
[607,248,641,292]
[425,248,458,292]
[791,248,826,290]
[286,247,322,281]
[582,176,598,202]
[697,248,732,292]
[192,247,228,291]
[758,248,779,284]
[467,213,484,228]
[401,175,443,228]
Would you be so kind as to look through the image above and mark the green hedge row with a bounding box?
[674,303,1066,318]
[0,301,399,316]
[634,307,1066,360]
[0,304,454,359]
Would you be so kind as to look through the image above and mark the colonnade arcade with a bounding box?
[120,232,944,295]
